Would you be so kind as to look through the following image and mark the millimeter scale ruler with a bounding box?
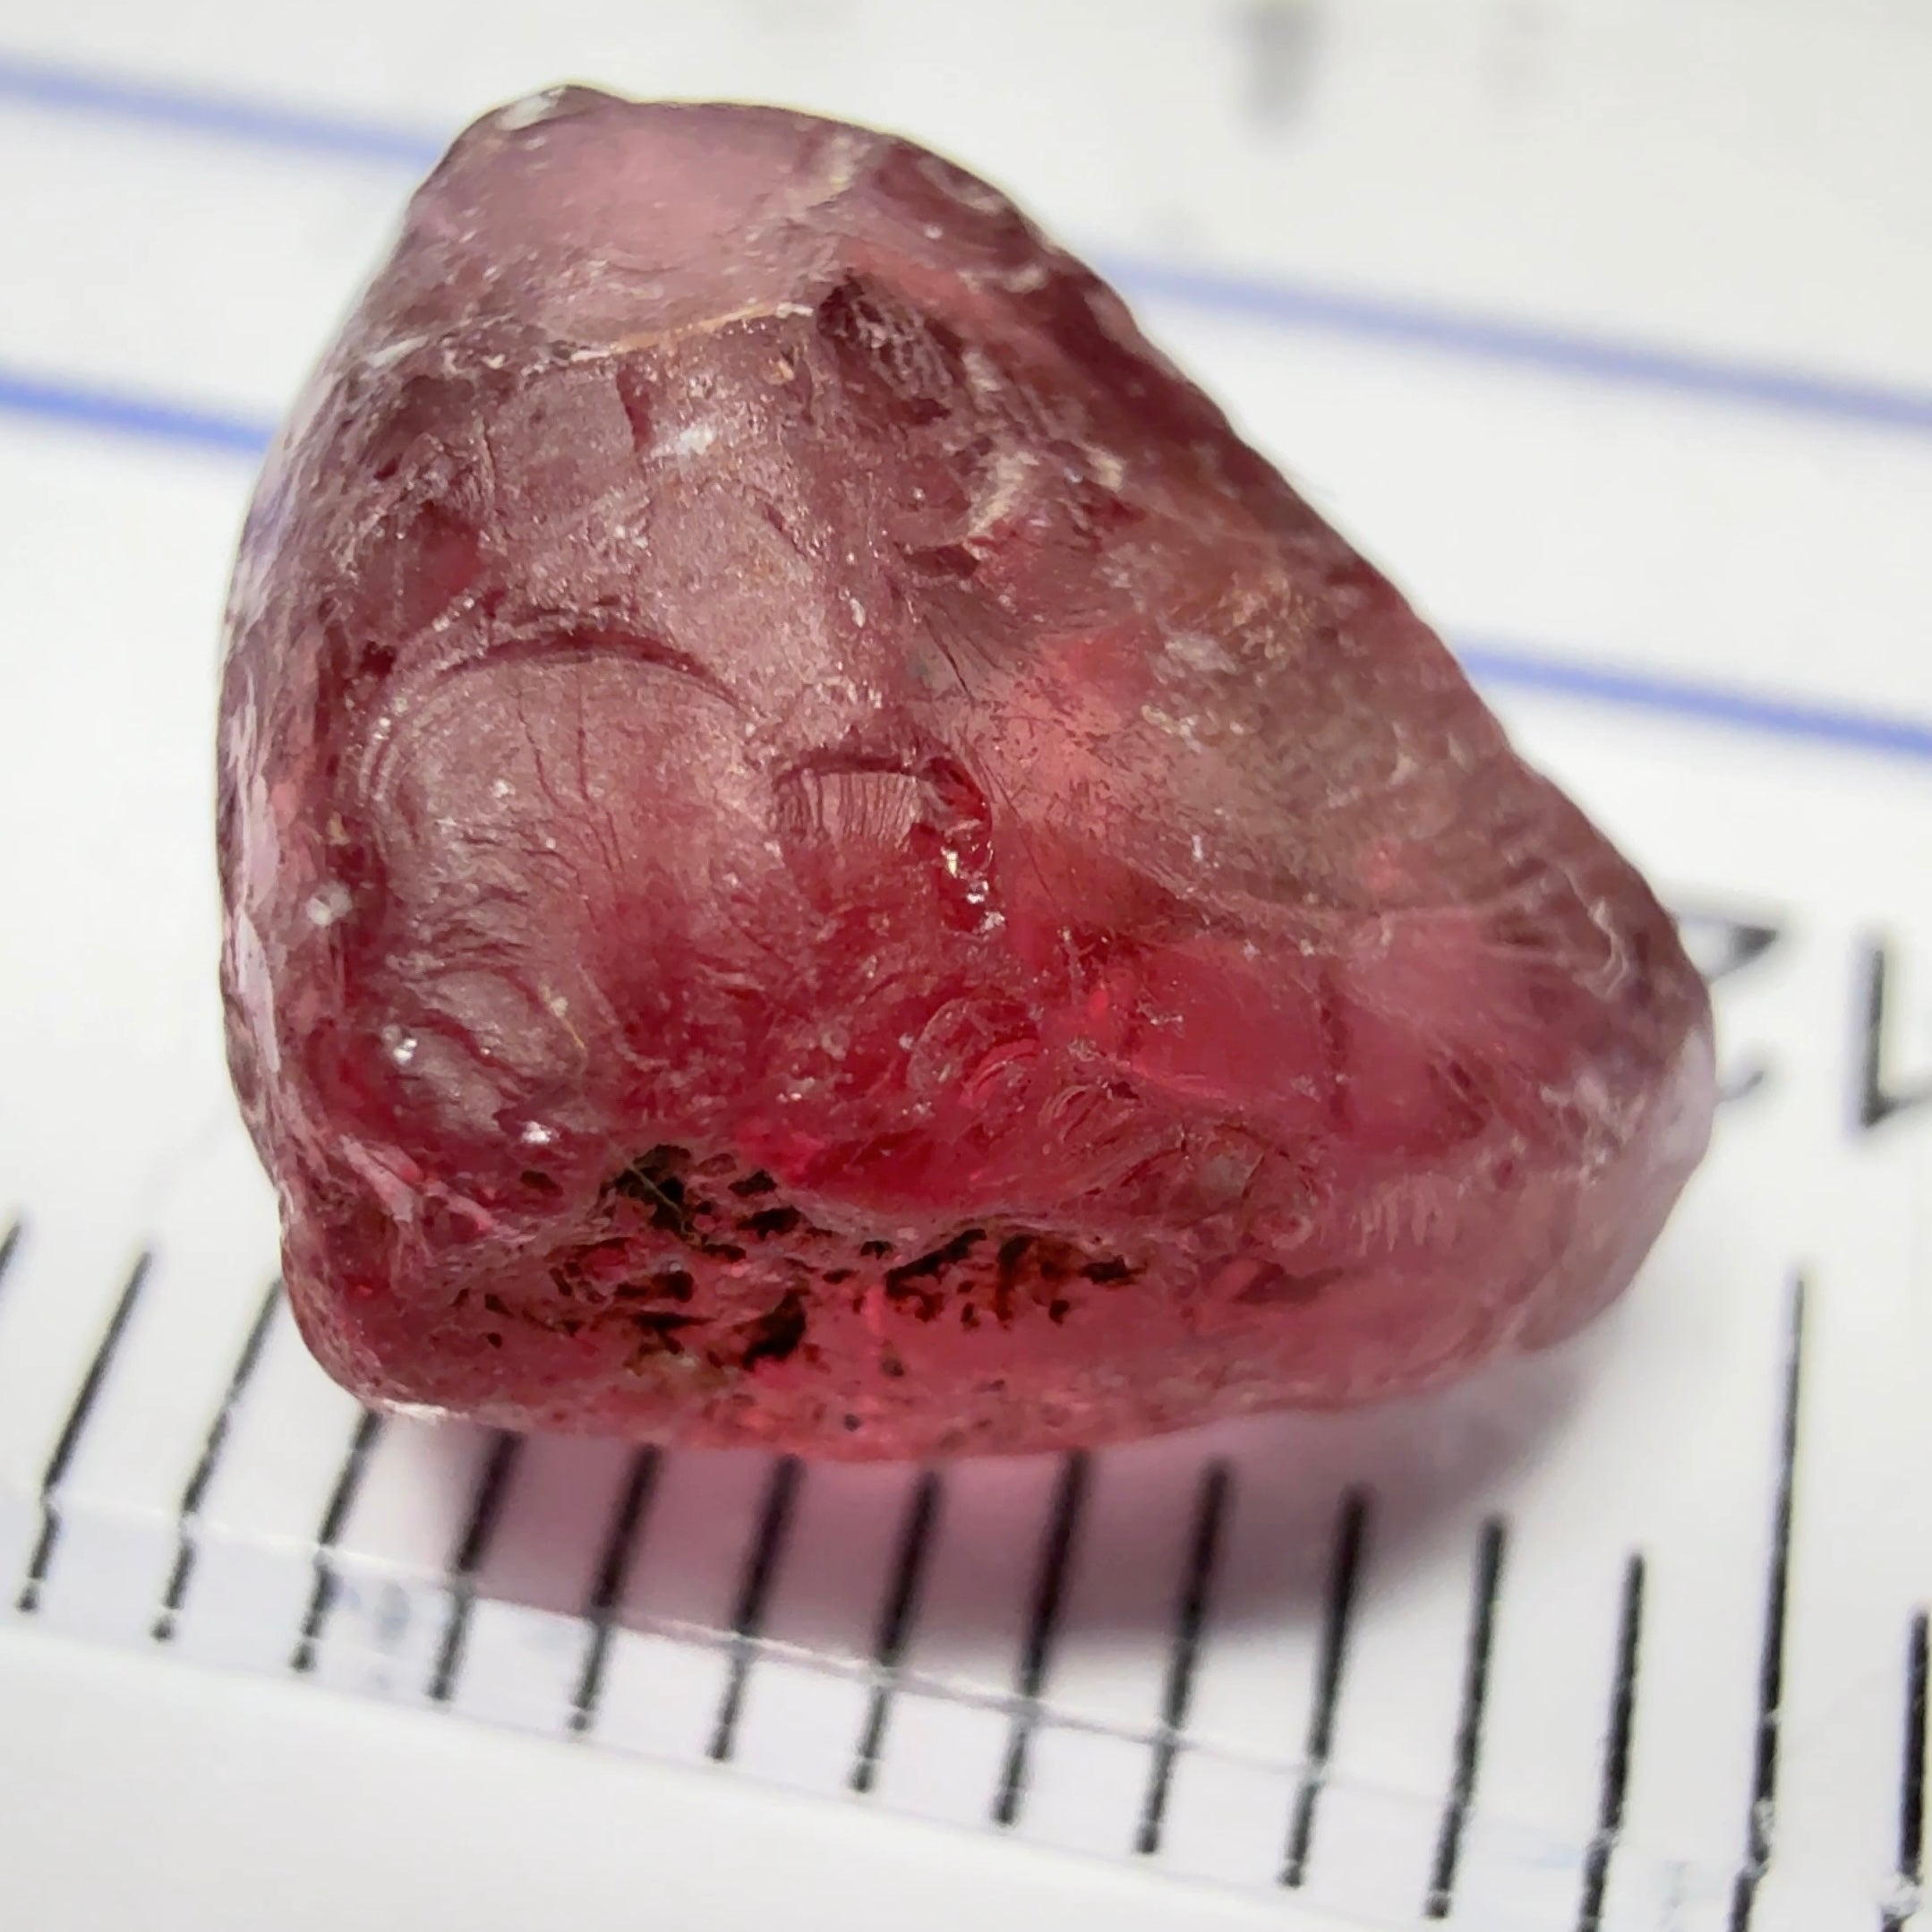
[3,4,1932,1929]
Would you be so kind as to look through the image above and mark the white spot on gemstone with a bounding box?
[303,881,354,927]
[916,156,1007,216]
[665,421,716,457]
[1191,833,1206,863]
[491,777,514,799]
[800,131,867,204]
[382,1027,418,1067]
[363,332,429,372]
[1164,631,1235,675]
[1141,704,1199,740]
[232,915,279,1078]
[847,595,867,628]
[497,88,566,132]
[965,448,1034,536]
[1083,443,1126,491]
[519,1122,555,1147]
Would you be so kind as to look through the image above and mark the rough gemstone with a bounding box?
[218,88,1714,1458]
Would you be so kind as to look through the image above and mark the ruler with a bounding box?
[2,4,1931,1929]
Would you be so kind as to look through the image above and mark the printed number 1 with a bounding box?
[1858,942,1932,1132]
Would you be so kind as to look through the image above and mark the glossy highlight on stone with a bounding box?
[218,88,1714,1457]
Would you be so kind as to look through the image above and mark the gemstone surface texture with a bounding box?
[218,89,1714,1457]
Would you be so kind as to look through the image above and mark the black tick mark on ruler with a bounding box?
[0,1219,24,1312]
[1882,1611,1928,1932]
[153,1280,281,1643]
[1233,0,1323,128]
[568,1446,662,1736]
[1577,1553,1646,1932]
[1423,1517,1509,1920]
[1728,1273,1807,1932]
[851,1468,945,1795]
[288,1408,383,1673]
[992,1449,1090,1829]
[1282,1486,1372,1888]
[1136,1459,1233,1857]
[709,1455,806,1764]
[1719,1065,1770,1107]
[426,1430,523,1705]
[14,1253,150,1616]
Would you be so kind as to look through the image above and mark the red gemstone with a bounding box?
[218,89,1714,1456]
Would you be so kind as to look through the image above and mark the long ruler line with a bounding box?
[992,1449,1090,1829]
[288,1408,384,1674]
[426,1430,523,1705]
[567,1445,663,1736]
[708,1454,806,1765]
[1423,1517,1509,1920]
[1883,1611,1929,1932]
[153,1280,282,1643]
[1576,1553,1646,1932]
[1281,1486,1372,1888]
[851,1468,945,1796]
[1135,1458,1234,1858]
[1728,1273,1808,1932]
[13,1253,150,1616]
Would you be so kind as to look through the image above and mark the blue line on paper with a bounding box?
[4,50,1932,440]
[1104,257,1932,440]
[5,356,1928,769]
[0,50,439,167]
[1454,640,1932,766]
[0,366,272,455]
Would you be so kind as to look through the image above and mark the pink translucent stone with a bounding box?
[217,90,1714,1457]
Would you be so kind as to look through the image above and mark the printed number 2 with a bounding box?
[1672,906,1781,1107]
